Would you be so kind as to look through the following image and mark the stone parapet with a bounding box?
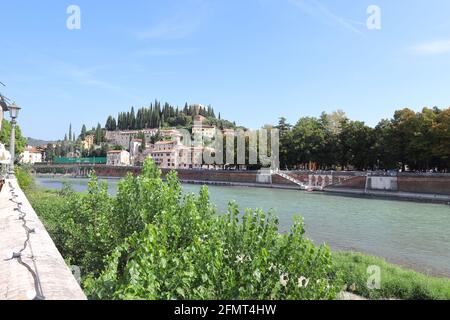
[0,179,86,300]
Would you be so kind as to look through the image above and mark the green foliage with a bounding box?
[279,107,450,171]
[30,174,117,275]
[0,119,27,156]
[27,159,342,300]
[334,252,450,300]
[15,166,34,190]
[85,167,341,299]
[111,100,229,131]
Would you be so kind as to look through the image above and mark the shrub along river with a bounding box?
[35,176,450,277]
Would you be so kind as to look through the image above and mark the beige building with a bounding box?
[149,140,210,170]
[20,146,43,164]
[107,150,130,166]
[192,114,217,139]
[129,139,142,166]
[150,141,181,169]
[105,129,159,150]
[192,124,216,139]
[82,135,94,150]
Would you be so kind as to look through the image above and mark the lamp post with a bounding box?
[8,103,21,178]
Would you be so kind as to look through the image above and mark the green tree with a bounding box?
[338,120,375,170]
[0,119,27,156]
[94,123,103,145]
[430,108,450,170]
[80,124,87,140]
[276,117,293,169]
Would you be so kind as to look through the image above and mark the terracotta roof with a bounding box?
[24,146,40,153]
[193,125,215,129]
[155,141,177,145]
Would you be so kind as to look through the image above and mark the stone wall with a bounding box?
[398,175,450,195]
[327,176,367,189]
[33,164,450,195]
[0,179,86,300]
[161,169,259,184]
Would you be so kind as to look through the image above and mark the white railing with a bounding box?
[275,171,310,190]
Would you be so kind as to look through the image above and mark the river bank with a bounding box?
[34,173,450,205]
[24,184,450,300]
[17,163,450,300]
[34,175,450,278]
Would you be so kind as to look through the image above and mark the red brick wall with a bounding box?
[398,176,450,195]
[164,169,258,184]
[328,176,367,189]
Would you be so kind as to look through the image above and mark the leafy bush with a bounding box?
[83,159,341,300]
[15,166,34,190]
[26,159,343,299]
[334,252,450,300]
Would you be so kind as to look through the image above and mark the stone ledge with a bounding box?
[0,179,86,300]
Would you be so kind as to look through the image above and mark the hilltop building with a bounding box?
[129,138,142,166]
[105,129,159,150]
[107,150,130,166]
[192,115,217,139]
[149,139,214,170]
[82,135,95,150]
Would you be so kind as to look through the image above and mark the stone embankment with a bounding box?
[33,164,450,203]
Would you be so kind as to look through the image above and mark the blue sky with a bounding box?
[1,0,450,140]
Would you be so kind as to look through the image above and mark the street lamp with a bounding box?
[8,103,21,178]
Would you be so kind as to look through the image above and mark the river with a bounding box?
[35,176,450,277]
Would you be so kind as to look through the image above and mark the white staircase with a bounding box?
[275,171,312,190]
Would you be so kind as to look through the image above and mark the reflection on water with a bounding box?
[35,176,450,277]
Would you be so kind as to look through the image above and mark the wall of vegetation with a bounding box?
[25,159,341,300]
[277,107,450,171]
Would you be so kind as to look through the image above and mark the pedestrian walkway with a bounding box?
[0,179,86,300]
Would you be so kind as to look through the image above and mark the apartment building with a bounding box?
[107,150,130,166]
[105,129,159,150]
[20,146,43,164]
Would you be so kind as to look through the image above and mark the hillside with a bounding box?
[26,137,54,147]
[103,101,238,131]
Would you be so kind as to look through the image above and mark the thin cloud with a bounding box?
[135,1,211,40]
[136,16,202,40]
[134,48,197,56]
[59,64,118,90]
[289,0,363,35]
[411,40,450,55]
[56,63,146,102]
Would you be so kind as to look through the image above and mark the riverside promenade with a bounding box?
[0,179,86,300]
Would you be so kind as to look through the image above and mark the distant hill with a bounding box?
[26,137,54,147]
[103,101,238,132]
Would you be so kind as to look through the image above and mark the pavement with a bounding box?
[324,187,450,204]
[0,179,86,300]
